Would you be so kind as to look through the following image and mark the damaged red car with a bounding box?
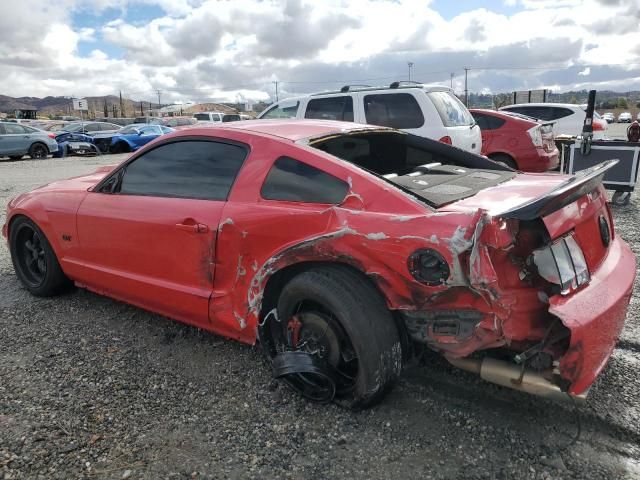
[3,120,635,408]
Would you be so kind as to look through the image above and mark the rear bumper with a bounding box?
[550,236,635,394]
[525,147,559,172]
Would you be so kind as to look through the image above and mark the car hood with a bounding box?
[30,165,116,194]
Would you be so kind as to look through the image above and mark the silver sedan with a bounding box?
[0,122,59,160]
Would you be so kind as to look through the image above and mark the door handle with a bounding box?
[176,222,209,233]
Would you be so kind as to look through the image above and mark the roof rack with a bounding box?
[389,80,423,89]
[339,84,372,92]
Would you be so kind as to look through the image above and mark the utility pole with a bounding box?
[119,90,124,118]
[450,72,454,89]
[464,67,469,107]
[273,81,279,102]
[408,62,414,81]
[140,101,143,116]
[156,89,162,109]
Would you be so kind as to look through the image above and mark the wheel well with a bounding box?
[260,261,411,359]
[30,141,48,152]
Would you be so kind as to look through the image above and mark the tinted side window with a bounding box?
[4,124,26,134]
[261,156,349,204]
[305,96,354,121]
[119,140,247,200]
[487,116,506,129]
[364,93,424,129]
[471,112,489,130]
[550,107,574,120]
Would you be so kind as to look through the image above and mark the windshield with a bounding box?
[64,123,85,132]
[427,91,474,127]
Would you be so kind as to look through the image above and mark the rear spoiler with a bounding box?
[499,160,618,221]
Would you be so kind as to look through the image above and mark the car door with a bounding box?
[134,126,160,147]
[74,139,248,326]
[1,123,30,155]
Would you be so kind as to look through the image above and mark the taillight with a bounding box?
[593,120,605,131]
[438,136,452,145]
[527,125,543,147]
[530,235,590,295]
[48,133,56,139]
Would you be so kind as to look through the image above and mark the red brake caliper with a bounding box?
[286,315,303,348]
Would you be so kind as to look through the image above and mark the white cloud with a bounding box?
[0,0,639,103]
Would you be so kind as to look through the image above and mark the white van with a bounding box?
[257,82,482,154]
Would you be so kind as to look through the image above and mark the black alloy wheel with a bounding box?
[29,143,48,159]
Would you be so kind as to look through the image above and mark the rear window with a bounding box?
[305,96,354,122]
[261,100,300,119]
[194,113,216,121]
[427,91,474,127]
[222,114,241,122]
[364,93,424,129]
[261,156,349,204]
[471,112,505,130]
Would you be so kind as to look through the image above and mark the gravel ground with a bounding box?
[1,153,640,480]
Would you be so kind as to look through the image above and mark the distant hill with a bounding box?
[0,94,159,118]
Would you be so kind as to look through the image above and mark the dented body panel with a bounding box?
[2,120,635,400]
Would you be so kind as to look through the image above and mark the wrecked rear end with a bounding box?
[405,161,635,400]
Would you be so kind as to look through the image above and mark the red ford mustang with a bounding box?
[2,120,635,408]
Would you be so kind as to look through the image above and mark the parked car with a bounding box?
[133,116,163,124]
[618,112,632,123]
[602,112,615,124]
[194,112,241,123]
[62,121,122,135]
[258,82,482,154]
[637,112,640,121]
[52,132,100,157]
[31,121,71,132]
[500,103,607,139]
[239,114,254,120]
[159,116,197,129]
[107,124,174,153]
[470,109,558,172]
[3,120,633,408]
[0,121,58,159]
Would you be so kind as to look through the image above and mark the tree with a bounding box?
[636,101,640,109]
[617,97,628,109]
[569,96,578,104]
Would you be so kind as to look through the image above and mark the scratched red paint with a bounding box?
[2,120,635,397]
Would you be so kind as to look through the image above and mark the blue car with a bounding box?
[106,124,174,153]
[52,132,100,158]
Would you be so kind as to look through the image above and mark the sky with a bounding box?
[0,0,639,104]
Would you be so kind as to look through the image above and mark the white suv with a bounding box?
[194,112,241,123]
[258,83,482,154]
[500,103,608,139]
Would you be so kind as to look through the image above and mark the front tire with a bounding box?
[9,217,71,296]
[29,143,49,159]
[262,266,402,409]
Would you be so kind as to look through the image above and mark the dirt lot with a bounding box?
[1,154,640,480]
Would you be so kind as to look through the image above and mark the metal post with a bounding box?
[408,62,413,81]
[464,68,469,107]
[119,90,124,118]
[274,81,279,102]
[156,89,161,109]
[450,72,454,89]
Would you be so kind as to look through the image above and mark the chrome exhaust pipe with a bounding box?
[446,356,588,403]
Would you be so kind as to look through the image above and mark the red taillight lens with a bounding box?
[438,136,452,145]
[48,133,56,139]
[593,120,605,131]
